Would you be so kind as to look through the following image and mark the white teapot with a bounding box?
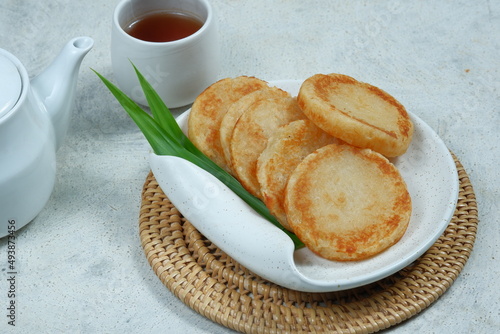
[0,37,93,238]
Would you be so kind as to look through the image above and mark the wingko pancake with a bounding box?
[257,119,337,231]
[188,76,269,172]
[297,73,414,157]
[284,143,412,261]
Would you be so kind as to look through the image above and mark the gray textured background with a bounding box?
[0,0,498,333]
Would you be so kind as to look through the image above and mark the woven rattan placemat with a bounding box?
[139,154,477,334]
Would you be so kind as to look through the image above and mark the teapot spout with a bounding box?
[31,37,94,150]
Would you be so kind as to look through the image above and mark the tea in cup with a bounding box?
[111,0,219,108]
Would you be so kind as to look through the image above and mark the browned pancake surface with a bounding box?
[220,86,289,173]
[297,73,413,157]
[257,119,337,231]
[284,143,412,261]
[188,76,269,172]
[230,97,306,197]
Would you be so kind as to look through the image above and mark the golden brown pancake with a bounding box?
[256,119,337,231]
[188,76,269,172]
[297,73,414,157]
[284,143,412,261]
[219,86,289,173]
[230,96,306,197]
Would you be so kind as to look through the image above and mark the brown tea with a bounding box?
[125,10,203,42]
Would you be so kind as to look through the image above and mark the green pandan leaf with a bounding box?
[94,67,304,249]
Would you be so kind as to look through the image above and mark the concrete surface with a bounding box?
[0,0,498,333]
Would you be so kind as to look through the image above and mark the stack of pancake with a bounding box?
[187,73,414,261]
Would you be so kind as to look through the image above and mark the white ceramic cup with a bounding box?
[111,0,219,108]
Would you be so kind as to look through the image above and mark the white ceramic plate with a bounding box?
[151,80,458,292]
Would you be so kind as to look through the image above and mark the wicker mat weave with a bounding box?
[139,154,477,334]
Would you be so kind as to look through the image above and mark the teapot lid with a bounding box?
[0,54,22,118]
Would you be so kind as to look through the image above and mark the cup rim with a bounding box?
[113,0,213,46]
